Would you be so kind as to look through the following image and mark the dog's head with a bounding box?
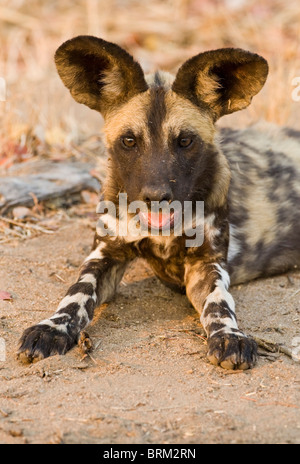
[55,36,268,226]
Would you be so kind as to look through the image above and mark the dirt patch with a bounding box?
[0,218,300,444]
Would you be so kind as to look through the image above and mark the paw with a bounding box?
[17,324,75,364]
[207,332,257,370]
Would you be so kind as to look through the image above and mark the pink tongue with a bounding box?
[140,212,171,228]
[148,212,170,228]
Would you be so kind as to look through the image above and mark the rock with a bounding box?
[0,160,101,214]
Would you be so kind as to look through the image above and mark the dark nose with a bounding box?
[141,185,172,204]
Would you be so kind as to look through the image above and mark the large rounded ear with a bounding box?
[172,48,268,120]
[55,36,148,116]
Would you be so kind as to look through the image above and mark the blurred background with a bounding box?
[0,0,300,168]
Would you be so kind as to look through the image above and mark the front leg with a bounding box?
[18,240,129,363]
[185,261,257,370]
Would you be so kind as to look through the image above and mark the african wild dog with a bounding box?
[18,36,300,369]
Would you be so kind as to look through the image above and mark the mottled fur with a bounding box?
[18,36,300,370]
[224,124,300,283]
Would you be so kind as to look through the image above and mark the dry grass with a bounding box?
[0,0,300,168]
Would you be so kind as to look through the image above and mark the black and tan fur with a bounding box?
[18,36,300,369]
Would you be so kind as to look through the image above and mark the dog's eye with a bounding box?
[178,137,193,148]
[122,136,136,148]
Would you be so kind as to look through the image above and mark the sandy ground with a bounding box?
[0,217,300,444]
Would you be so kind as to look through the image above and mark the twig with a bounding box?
[0,408,9,418]
[0,238,14,244]
[254,336,294,359]
[241,397,298,409]
[0,216,54,235]
[173,328,207,343]
[290,288,300,299]
[53,274,66,283]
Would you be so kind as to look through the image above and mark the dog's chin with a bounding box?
[139,211,176,231]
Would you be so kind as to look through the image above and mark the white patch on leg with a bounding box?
[215,263,231,289]
[37,319,68,333]
[77,306,90,327]
[79,273,97,286]
[41,291,97,333]
[57,293,93,311]
[203,280,235,312]
[84,241,109,263]
[50,312,71,321]
[210,327,246,338]
[228,224,241,264]
[201,278,238,335]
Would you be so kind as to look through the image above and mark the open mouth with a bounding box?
[139,211,175,230]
